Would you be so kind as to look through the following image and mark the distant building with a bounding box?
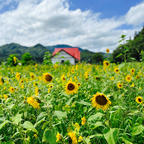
[51,48,80,65]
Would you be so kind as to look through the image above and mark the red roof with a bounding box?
[52,48,80,61]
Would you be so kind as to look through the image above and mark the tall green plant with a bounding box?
[43,51,52,65]
[7,54,19,66]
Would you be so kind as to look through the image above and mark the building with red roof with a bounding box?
[51,48,80,65]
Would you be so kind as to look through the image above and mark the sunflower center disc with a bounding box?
[96,95,108,105]
[138,98,142,102]
[68,83,75,90]
[45,75,52,82]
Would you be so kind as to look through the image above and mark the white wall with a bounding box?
[51,51,75,65]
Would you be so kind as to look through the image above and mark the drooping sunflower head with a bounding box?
[91,92,111,111]
[65,81,78,95]
[43,73,53,83]
[135,96,143,104]
[125,74,132,82]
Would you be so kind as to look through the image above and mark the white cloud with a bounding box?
[125,1,144,26]
[0,0,143,52]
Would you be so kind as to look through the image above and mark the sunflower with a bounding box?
[74,123,80,132]
[30,72,35,80]
[0,77,4,85]
[114,68,119,73]
[27,96,40,109]
[117,82,123,89]
[61,74,66,81]
[130,68,135,75]
[81,117,86,125]
[110,76,114,81]
[103,61,110,67]
[4,94,8,100]
[65,81,78,95]
[35,87,39,96]
[13,56,17,64]
[56,133,61,142]
[16,72,21,81]
[84,71,89,80]
[136,75,140,79]
[68,131,77,144]
[91,92,111,110]
[125,74,132,82]
[78,83,81,87]
[135,96,143,104]
[10,87,15,93]
[43,73,53,83]
[78,136,83,142]
[106,48,110,53]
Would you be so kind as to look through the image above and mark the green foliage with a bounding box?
[21,52,32,65]
[113,27,144,63]
[141,50,144,62]
[43,51,52,65]
[63,60,70,65]
[42,128,57,144]
[91,53,104,64]
[7,54,19,66]
[0,63,143,143]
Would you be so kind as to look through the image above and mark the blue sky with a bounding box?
[0,0,144,52]
[69,0,143,18]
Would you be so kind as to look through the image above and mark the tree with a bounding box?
[43,51,52,65]
[91,53,104,64]
[21,52,33,65]
[7,54,19,66]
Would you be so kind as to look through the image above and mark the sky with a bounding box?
[0,0,144,52]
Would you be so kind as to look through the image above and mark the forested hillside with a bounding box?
[0,43,110,63]
[113,27,144,63]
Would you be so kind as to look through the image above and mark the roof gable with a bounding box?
[52,48,80,60]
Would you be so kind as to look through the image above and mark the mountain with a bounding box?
[0,43,111,63]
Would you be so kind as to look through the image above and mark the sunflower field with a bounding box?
[0,62,143,144]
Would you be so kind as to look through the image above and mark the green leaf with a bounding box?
[77,100,91,106]
[89,134,103,138]
[131,125,144,136]
[7,104,15,109]
[92,121,104,129]
[104,128,116,144]
[88,112,104,122]
[22,121,37,133]
[12,113,22,125]
[54,111,67,120]
[36,112,47,122]
[42,128,57,144]
[0,120,9,130]
[35,117,45,128]
[121,137,133,144]
[66,96,75,105]
[116,53,123,58]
